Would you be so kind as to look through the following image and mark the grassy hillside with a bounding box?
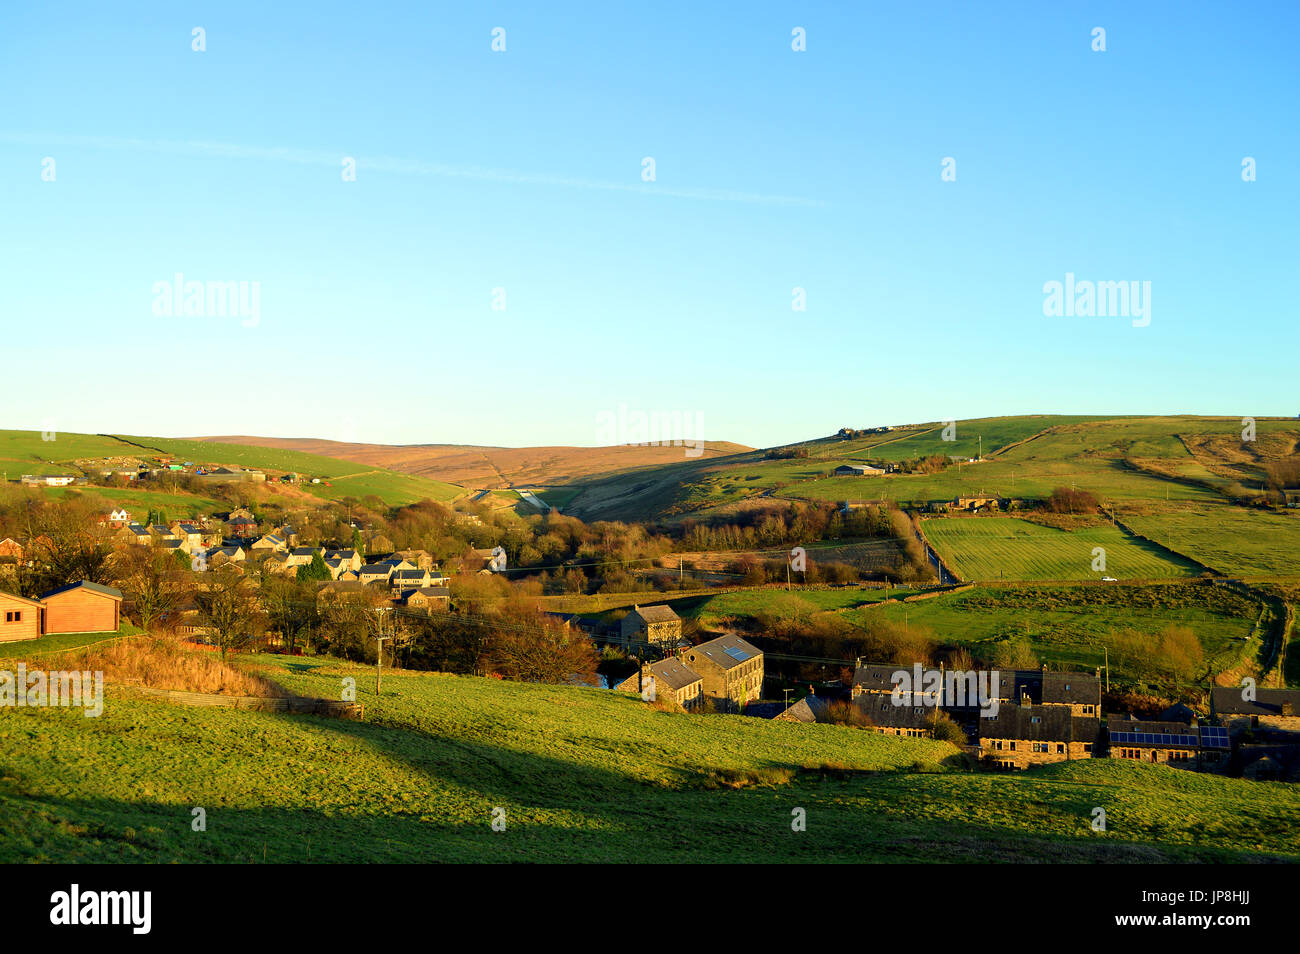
[0,429,467,509]
[199,435,753,488]
[300,470,464,506]
[922,516,1201,582]
[117,435,388,479]
[557,415,1300,526]
[0,431,136,475]
[1,656,1296,862]
[866,583,1259,679]
[1124,507,1300,578]
[549,580,1260,685]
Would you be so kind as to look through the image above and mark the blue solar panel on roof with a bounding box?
[722,647,751,662]
[1200,726,1230,748]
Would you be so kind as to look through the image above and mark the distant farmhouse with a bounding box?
[1106,716,1230,770]
[620,604,682,652]
[834,463,886,477]
[979,705,1100,769]
[194,466,266,485]
[20,474,79,487]
[1211,687,1300,739]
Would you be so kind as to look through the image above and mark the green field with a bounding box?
[303,470,464,506]
[115,436,374,478]
[863,583,1258,678]
[923,517,1202,582]
[43,486,225,517]
[1125,507,1300,578]
[0,430,145,475]
[2,655,1297,862]
[0,429,468,509]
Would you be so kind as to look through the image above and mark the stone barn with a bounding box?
[620,604,682,651]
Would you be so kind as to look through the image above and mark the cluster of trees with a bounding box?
[1105,625,1205,686]
[0,492,115,597]
[897,454,952,475]
[765,446,810,460]
[1042,486,1100,514]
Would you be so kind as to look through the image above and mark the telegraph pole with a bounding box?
[375,634,390,695]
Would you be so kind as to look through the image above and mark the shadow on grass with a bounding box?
[3,781,1280,864]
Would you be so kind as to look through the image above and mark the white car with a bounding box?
[1101,576,1118,582]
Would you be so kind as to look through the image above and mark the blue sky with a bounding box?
[1,1,1296,449]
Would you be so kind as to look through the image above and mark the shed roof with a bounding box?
[40,580,123,601]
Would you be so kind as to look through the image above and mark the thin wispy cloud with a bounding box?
[1,131,823,207]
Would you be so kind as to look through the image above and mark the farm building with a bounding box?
[194,467,266,484]
[402,586,450,613]
[680,633,764,713]
[856,692,943,738]
[0,591,43,642]
[774,695,829,723]
[1041,670,1101,717]
[616,658,705,710]
[1105,717,1229,770]
[953,495,1003,511]
[620,604,682,651]
[834,464,885,477]
[1211,687,1300,739]
[20,474,78,487]
[39,581,123,634]
[978,703,1099,769]
[1238,745,1300,782]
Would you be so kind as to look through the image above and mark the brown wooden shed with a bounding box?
[38,581,123,634]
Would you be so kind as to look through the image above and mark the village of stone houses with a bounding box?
[1,416,1298,865]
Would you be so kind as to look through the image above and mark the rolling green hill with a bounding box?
[0,429,467,509]
[560,415,1300,522]
[1,655,1296,862]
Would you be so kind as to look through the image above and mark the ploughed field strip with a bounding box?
[922,517,1200,582]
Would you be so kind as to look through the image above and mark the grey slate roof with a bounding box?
[1212,687,1300,718]
[1042,671,1101,706]
[40,580,124,601]
[775,696,828,723]
[685,633,762,671]
[629,604,680,624]
[645,657,702,692]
